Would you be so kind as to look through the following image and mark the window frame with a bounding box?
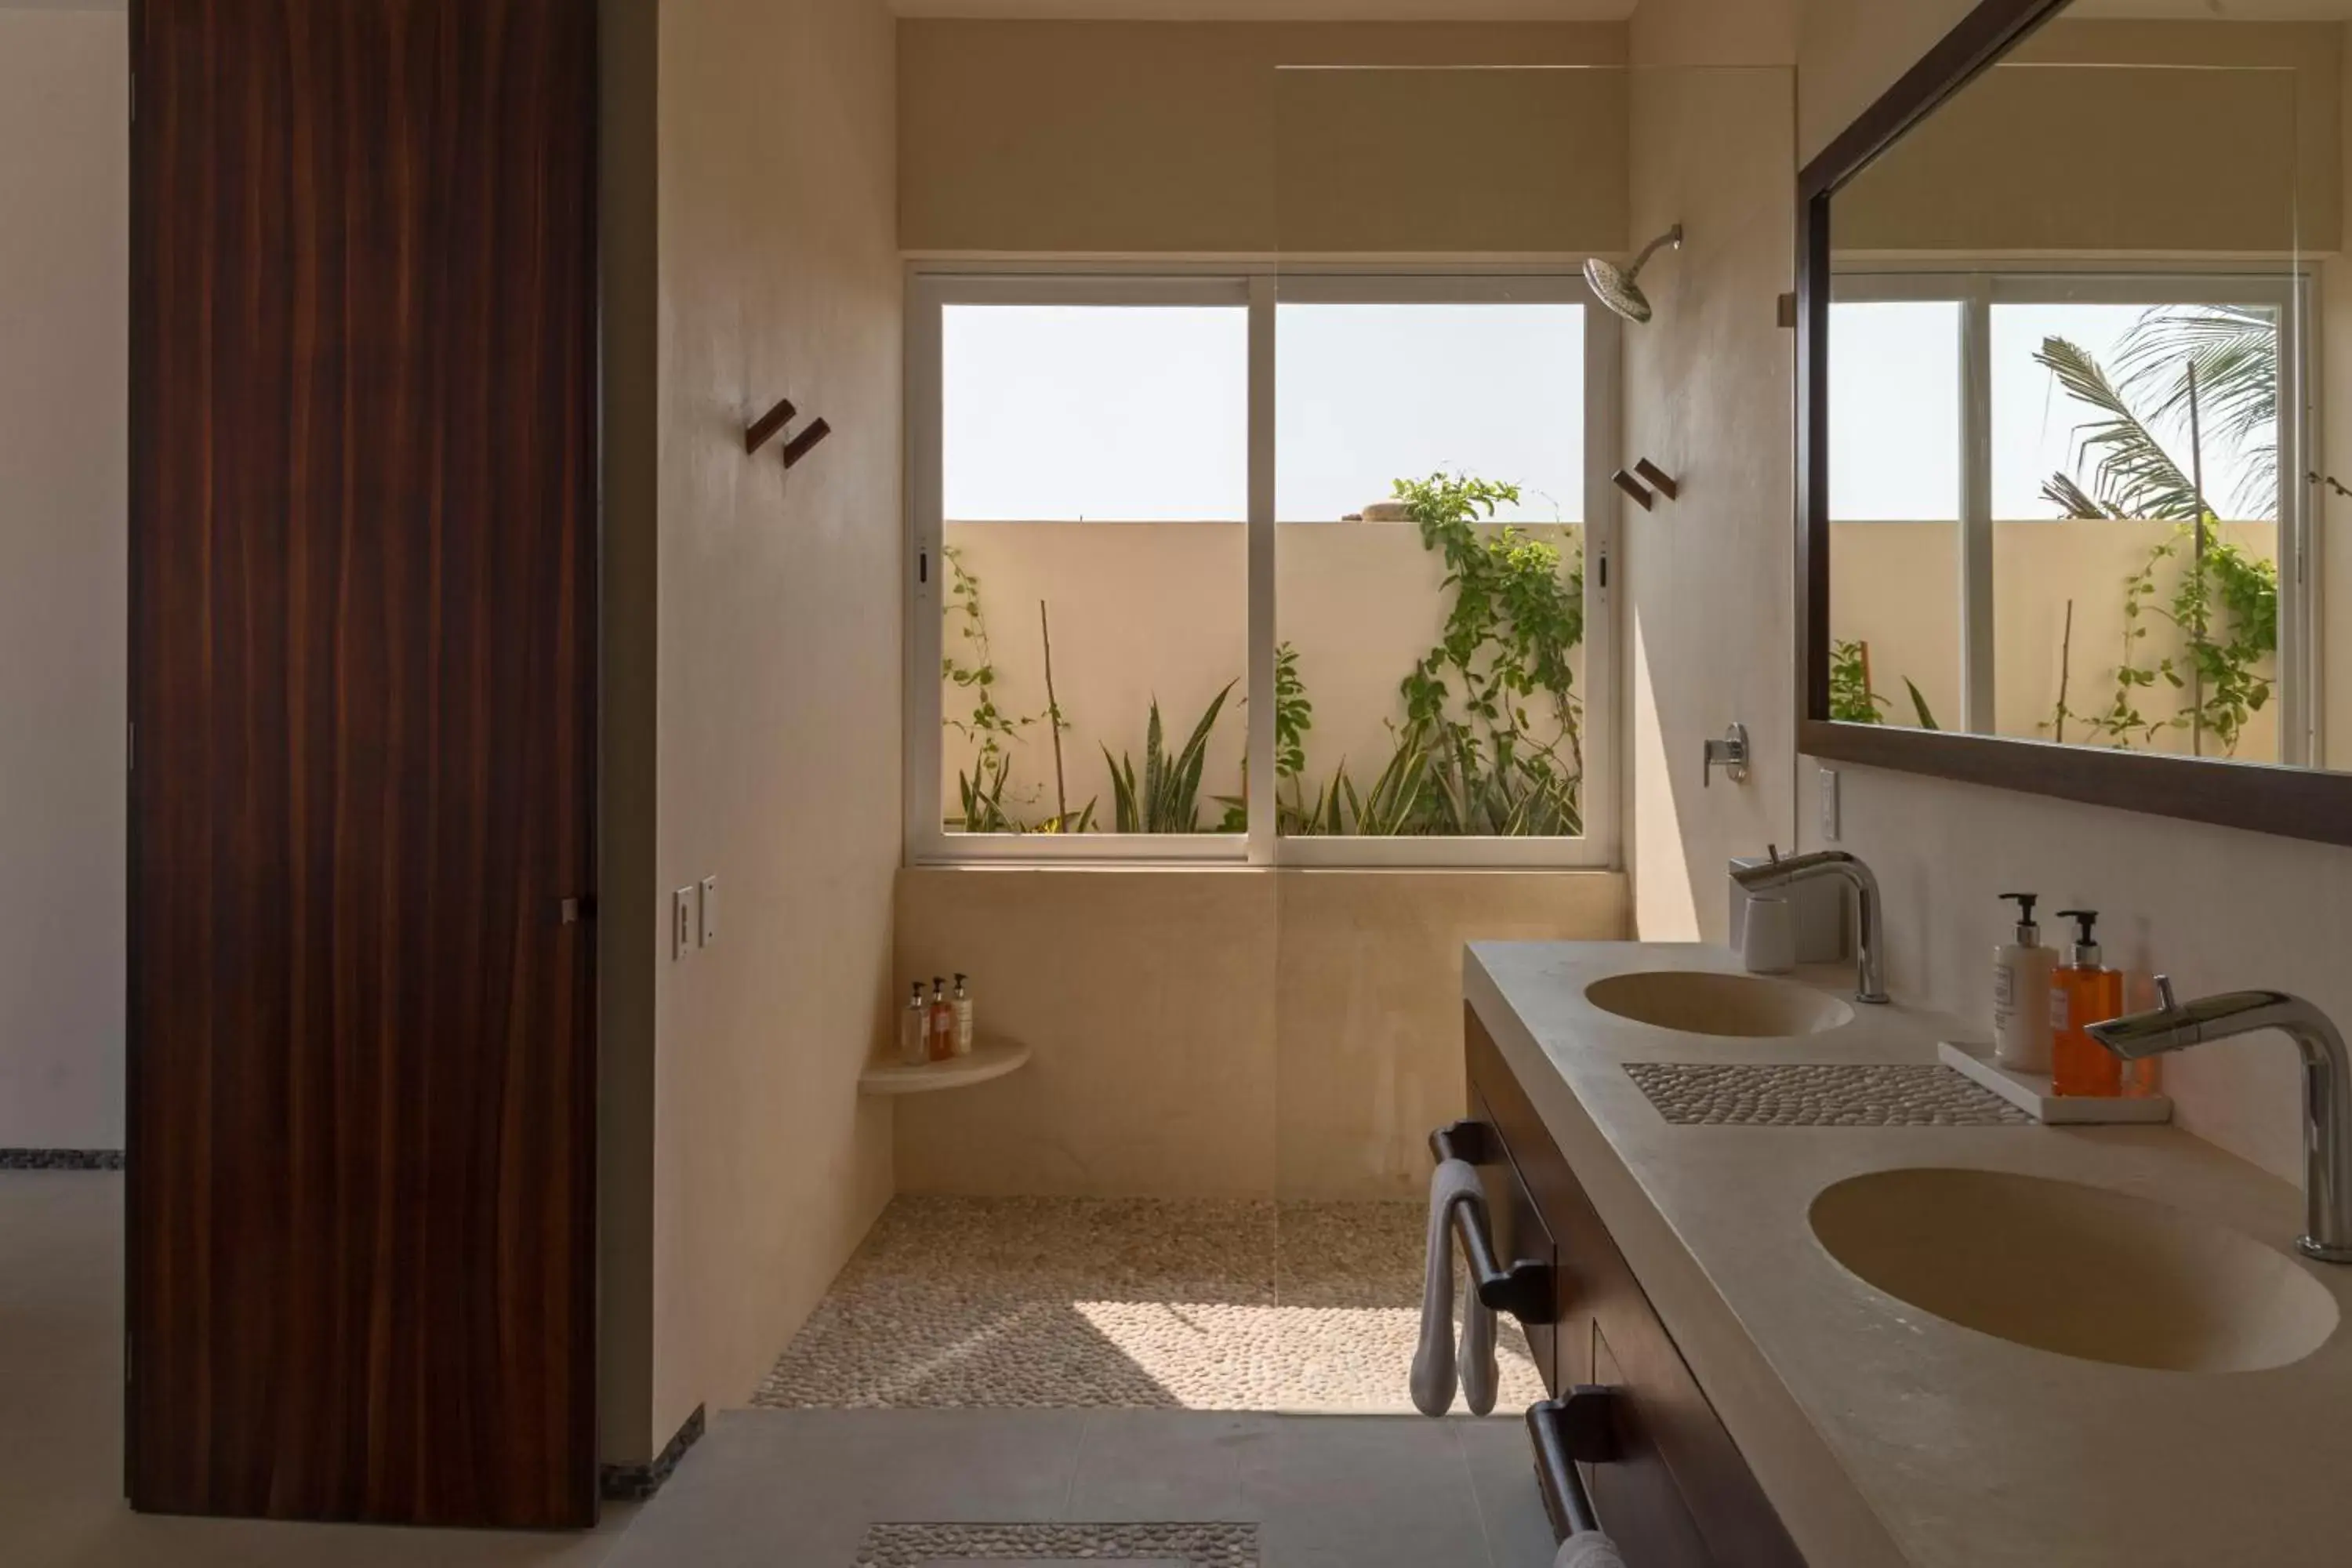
[904,263,1620,868]
[1831,263,2318,764]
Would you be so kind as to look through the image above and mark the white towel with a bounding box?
[1554,1532,1626,1568]
[1410,1158,1499,1417]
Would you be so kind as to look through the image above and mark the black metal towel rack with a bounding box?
[1427,1120,1555,1326]
[1527,1388,1621,1544]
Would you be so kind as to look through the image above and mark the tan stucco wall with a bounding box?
[1795,0,2352,1189]
[0,7,127,1149]
[892,866,1628,1201]
[898,20,1629,255]
[936,521,1582,833]
[1830,520,2285,763]
[600,0,904,1462]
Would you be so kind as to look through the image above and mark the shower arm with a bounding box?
[1626,224,1683,281]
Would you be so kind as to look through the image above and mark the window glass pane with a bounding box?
[1274,299,1588,839]
[938,303,1249,836]
[1830,299,1962,521]
[1989,298,2283,762]
[1826,298,1962,731]
[943,304,1247,521]
[1277,303,1582,523]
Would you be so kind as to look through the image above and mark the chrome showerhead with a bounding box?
[1584,223,1683,325]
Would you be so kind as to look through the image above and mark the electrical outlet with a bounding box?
[699,877,718,947]
[1818,766,1842,842]
[673,887,696,960]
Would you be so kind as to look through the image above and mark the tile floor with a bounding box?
[5,1174,1556,1566]
[756,1196,1549,1414]
[602,1407,1555,1568]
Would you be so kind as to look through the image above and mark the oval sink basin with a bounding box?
[1584,971,1854,1038]
[1811,1168,2339,1373]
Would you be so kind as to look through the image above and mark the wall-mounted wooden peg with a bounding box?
[1611,470,1655,510]
[1634,459,1679,502]
[746,397,798,456]
[781,417,833,470]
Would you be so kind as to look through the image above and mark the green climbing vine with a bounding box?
[2079,524,2277,755]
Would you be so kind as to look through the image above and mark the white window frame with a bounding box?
[1832,264,2319,765]
[904,263,1620,868]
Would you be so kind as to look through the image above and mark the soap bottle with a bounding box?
[899,982,929,1066]
[952,973,975,1057]
[928,977,955,1063]
[2050,910,2124,1097]
[1991,892,2055,1075]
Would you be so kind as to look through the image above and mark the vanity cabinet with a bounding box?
[1466,1006,1807,1568]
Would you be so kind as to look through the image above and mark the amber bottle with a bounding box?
[2049,910,2124,1098]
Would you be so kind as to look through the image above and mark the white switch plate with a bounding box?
[1818,766,1841,842]
[673,887,696,960]
[698,876,718,947]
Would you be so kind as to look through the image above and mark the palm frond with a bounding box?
[2039,472,2127,520]
[2111,304,2279,519]
[2033,336,2208,521]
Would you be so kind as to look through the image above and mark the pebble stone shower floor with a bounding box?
[755,1197,1548,1414]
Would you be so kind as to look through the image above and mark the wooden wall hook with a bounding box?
[1610,470,1655,511]
[745,397,797,456]
[781,418,833,470]
[1634,459,1679,501]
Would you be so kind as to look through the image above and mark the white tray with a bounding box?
[1937,1040,2172,1124]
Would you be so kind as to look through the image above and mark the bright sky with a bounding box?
[942,302,1584,524]
[1831,298,2278,521]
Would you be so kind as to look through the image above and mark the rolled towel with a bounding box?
[1554,1533,1627,1568]
[1410,1158,1500,1417]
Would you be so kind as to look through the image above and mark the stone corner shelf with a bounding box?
[858,1040,1032,1097]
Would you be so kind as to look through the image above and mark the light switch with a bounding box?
[698,877,718,947]
[1818,766,1842,843]
[673,887,695,960]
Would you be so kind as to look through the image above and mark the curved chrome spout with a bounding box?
[1731,850,1887,1005]
[2091,984,2352,1264]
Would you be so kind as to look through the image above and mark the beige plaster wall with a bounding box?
[1618,53,1801,943]
[898,20,1629,255]
[893,866,1629,1201]
[0,6,127,1149]
[595,0,903,1462]
[1795,0,2352,1188]
[1838,20,2337,256]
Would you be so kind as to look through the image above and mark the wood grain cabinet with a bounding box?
[1466,1007,1808,1568]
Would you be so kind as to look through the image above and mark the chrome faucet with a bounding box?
[2089,981,2352,1265]
[1731,848,1887,1004]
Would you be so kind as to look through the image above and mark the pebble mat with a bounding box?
[854,1522,1258,1566]
[1624,1062,2032,1126]
[756,1196,1546,1414]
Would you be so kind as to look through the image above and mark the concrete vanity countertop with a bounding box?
[1467,939,2352,1568]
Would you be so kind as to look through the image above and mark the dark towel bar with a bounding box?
[1428,1120,1556,1326]
[1527,1388,1621,1544]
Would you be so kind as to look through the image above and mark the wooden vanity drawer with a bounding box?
[1468,1004,1807,1568]
[1469,1082,1561,1394]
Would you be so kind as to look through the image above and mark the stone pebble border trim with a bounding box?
[1624,1062,2031,1127]
[0,1149,125,1171]
[855,1521,1259,1566]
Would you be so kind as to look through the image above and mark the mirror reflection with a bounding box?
[1825,1,2347,771]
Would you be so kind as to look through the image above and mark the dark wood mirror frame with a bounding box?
[1795,0,2352,848]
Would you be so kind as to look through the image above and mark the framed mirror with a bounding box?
[1798,0,2352,845]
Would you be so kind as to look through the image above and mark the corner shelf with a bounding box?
[858,1040,1032,1097]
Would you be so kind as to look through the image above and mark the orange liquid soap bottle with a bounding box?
[2050,909,2124,1097]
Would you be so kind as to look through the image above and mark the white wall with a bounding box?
[0,5,126,1150]
[1791,0,2352,1186]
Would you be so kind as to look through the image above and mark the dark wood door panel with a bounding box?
[127,0,599,1528]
